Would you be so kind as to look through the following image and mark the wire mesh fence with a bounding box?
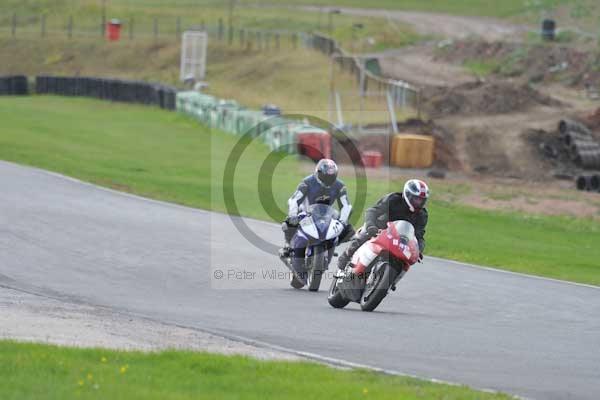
[0,12,301,51]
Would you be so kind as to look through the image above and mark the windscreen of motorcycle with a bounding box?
[390,220,416,243]
[305,204,339,240]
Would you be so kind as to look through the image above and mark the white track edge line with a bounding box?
[0,282,527,400]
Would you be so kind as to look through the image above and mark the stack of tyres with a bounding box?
[158,86,174,110]
[0,77,7,94]
[0,75,27,95]
[35,76,48,94]
[559,119,600,170]
[576,175,600,192]
[13,76,29,95]
[161,87,176,110]
[89,78,102,99]
[33,75,178,109]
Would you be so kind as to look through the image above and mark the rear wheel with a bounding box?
[307,247,327,292]
[360,262,398,312]
[328,275,350,308]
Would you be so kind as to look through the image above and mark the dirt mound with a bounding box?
[583,108,600,133]
[422,81,562,118]
[436,40,600,89]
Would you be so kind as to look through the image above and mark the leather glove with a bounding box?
[418,253,424,263]
[287,215,300,226]
[366,225,379,237]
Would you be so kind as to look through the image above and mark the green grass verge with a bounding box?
[1,96,599,285]
[463,60,501,77]
[0,341,512,400]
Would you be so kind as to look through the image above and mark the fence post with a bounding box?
[11,13,16,38]
[129,17,134,39]
[176,16,181,38]
[275,33,280,50]
[41,14,46,38]
[68,16,73,38]
[218,18,224,40]
[101,1,106,37]
[239,29,245,47]
[256,31,261,50]
[266,32,270,50]
[228,24,233,45]
[292,33,297,49]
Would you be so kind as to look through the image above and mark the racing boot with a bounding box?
[289,250,307,288]
[279,242,292,259]
[337,238,361,270]
[337,249,351,271]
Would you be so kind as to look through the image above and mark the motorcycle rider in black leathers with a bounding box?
[280,159,354,283]
[337,179,430,270]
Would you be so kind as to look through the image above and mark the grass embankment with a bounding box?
[1,96,599,285]
[0,341,511,400]
[0,37,410,124]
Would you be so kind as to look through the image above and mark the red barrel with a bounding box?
[361,150,383,168]
[107,19,122,41]
[297,132,331,162]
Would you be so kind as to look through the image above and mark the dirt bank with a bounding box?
[436,40,600,91]
[422,81,564,118]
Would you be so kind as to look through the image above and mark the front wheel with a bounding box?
[307,246,327,292]
[360,262,398,312]
[328,275,350,308]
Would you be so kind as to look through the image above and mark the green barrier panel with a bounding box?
[214,100,239,132]
[195,93,218,124]
[263,117,292,153]
[223,106,244,134]
[177,92,331,157]
[176,91,196,113]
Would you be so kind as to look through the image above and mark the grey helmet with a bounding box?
[315,159,338,188]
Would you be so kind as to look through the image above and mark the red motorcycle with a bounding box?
[328,220,420,312]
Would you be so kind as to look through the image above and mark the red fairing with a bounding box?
[351,222,420,275]
[371,222,420,267]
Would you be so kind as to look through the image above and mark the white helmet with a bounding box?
[403,179,430,212]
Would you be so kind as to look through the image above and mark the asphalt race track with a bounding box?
[1,161,599,400]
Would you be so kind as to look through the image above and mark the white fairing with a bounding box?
[300,217,319,239]
[326,220,344,240]
[351,242,378,267]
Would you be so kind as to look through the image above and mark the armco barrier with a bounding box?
[35,75,177,110]
[0,75,29,95]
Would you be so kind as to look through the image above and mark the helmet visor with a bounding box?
[318,172,336,187]
[409,194,428,210]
